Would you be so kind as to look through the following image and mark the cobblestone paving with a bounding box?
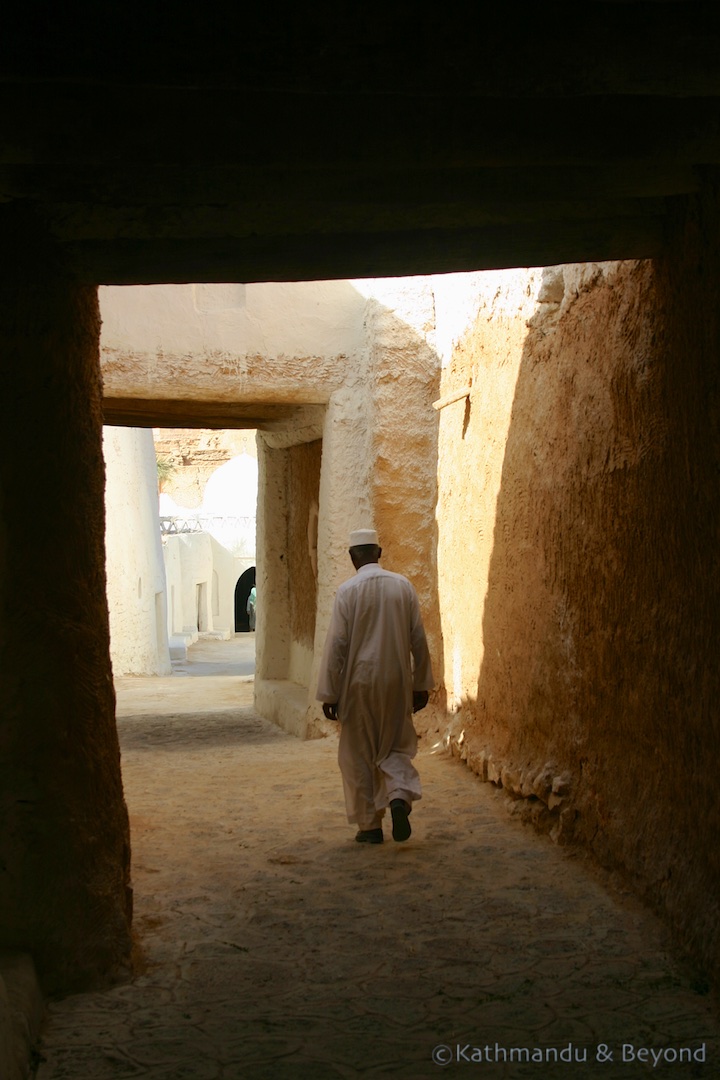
[35,698,720,1079]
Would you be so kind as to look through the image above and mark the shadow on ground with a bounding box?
[35,639,720,1079]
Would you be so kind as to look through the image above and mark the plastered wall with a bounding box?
[287,440,322,684]
[435,186,720,983]
[162,532,239,643]
[103,426,171,676]
[101,281,369,407]
[364,288,443,716]
[434,268,545,717]
[101,281,445,738]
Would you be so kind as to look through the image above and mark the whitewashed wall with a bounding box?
[103,427,171,675]
[162,532,239,646]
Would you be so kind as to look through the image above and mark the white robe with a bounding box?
[316,564,434,827]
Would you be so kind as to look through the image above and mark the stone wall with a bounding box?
[437,184,720,982]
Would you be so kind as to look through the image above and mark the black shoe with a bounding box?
[355,828,384,844]
[390,799,412,842]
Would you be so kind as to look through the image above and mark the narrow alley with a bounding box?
[34,643,719,1079]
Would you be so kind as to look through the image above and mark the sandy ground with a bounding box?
[34,638,720,1079]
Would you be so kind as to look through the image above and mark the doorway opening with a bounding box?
[235,566,257,632]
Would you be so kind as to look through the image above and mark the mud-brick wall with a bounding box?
[0,223,132,992]
[440,183,720,981]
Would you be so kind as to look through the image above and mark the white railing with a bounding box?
[160,515,255,535]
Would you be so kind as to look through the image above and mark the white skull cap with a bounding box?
[349,528,379,547]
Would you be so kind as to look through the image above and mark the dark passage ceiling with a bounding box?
[2,4,719,283]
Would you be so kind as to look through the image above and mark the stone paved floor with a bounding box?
[34,666,720,1079]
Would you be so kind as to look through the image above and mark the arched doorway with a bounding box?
[234,566,256,632]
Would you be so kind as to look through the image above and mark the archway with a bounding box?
[234,566,256,632]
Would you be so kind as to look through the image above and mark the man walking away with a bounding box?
[317,528,434,844]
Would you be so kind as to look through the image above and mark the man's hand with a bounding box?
[322,702,339,721]
[412,690,429,713]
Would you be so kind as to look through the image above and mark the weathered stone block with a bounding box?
[550,807,578,846]
[537,266,565,304]
[486,757,502,785]
[500,766,522,797]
